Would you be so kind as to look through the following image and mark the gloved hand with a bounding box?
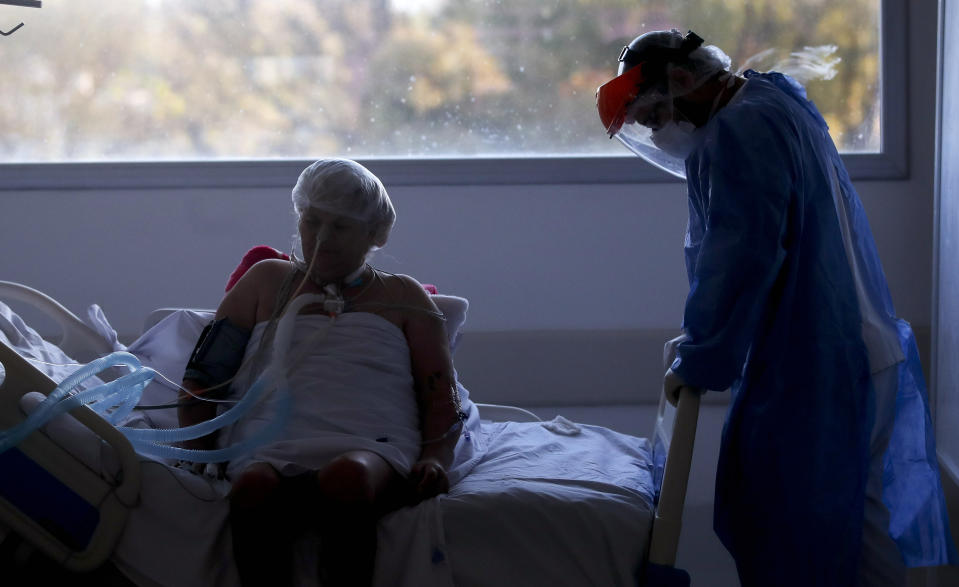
[663,332,690,371]
[663,368,687,407]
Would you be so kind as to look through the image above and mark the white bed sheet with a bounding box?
[28,413,654,587]
[434,420,653,587]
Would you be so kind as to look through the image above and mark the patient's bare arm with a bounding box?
[403,278,460,501]
[177,379,220,451]
[415,369,459,464]
[411,380,459,501]
[177,263,263,452]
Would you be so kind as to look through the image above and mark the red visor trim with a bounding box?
[596,64,646,138]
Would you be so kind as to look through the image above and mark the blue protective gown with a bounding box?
[672,70,957,586]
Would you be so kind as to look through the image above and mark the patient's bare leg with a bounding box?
[229,462,293,587]
[314,451,405,587]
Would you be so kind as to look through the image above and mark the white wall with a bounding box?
[0,182,685,332]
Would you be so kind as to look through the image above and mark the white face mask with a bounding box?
[650,119,698,159]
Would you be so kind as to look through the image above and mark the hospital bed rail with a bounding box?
[0,341,141,572]
[0,280,115,361]
[648,385,701,568]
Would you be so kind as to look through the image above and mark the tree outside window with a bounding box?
[0,0,880,162]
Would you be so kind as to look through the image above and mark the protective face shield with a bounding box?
[595,30,707,179]
[616,94,700,179]
[651,120,699,158]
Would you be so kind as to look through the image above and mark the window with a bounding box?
[0,0,904,187]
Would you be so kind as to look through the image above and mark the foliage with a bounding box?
[0,0,879,160]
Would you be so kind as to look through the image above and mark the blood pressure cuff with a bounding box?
[183,317,252,395]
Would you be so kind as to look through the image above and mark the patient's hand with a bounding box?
[408,457,449,503]
[174,459,224,479]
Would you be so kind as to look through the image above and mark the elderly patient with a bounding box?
[176,158,461,587]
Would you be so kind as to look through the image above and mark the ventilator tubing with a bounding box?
[0,294,318,462]
[132,292,326,461]
[0,352,152,454]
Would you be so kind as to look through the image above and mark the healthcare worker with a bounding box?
[596,29,957,586]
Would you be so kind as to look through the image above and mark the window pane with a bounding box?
[0,0,880,162]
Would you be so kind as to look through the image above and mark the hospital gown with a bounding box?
[219,312,422,480]
[670,70,957,586]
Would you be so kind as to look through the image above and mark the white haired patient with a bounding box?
[176,158,461,587]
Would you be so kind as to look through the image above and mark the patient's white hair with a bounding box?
[290,158,396,264]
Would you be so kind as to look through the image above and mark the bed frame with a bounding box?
[0,280,701,579]
[0,337,141,572]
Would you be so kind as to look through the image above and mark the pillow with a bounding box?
[123,309,213,430]
[225,245,289,292]
[431,294,468,352]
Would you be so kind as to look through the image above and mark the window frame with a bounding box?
[0,0,906,191]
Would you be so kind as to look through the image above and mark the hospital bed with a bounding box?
[0,279,700,586]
